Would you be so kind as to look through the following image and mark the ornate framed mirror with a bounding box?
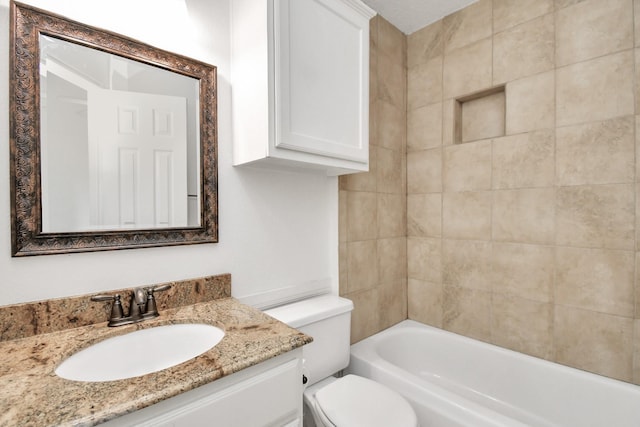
[9,1,218,256]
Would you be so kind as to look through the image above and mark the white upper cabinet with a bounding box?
[231,0,375,175]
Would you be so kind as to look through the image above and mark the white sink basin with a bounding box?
[55,324,225,382]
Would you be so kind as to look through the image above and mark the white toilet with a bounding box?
[265,295,418,427]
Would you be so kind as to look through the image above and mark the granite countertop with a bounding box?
[0,297,312,427]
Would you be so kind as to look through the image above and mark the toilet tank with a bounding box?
[265,295,353,386]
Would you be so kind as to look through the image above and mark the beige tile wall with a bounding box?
[339,16,407,343]
[407,0,640,384]
[340,0,640,385]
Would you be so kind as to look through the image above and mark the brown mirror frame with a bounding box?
[9,1,218,256]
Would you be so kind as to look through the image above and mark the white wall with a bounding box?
[0,0,338,306]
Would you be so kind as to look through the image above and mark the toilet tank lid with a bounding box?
[265,295,353,328]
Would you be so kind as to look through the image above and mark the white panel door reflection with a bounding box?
[88,89,188,229]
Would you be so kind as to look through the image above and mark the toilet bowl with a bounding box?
[265,295,418,427]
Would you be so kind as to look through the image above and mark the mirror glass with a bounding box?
[40,35,201,232]
[10,2,218,256]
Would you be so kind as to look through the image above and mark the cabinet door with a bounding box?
[273,0,369,163]
[146,359,301,427]
[106,352,303,427]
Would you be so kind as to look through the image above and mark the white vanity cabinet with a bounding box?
[103,349,303,427]
[231,0,375,175]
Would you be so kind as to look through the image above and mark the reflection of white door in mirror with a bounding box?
[39,34,201,234]
[88,89,188,230]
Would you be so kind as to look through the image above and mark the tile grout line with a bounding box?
[489,0,495,346]
[632,0,638,384]
[552,0,559,366]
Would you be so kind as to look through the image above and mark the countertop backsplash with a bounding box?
[0,274,231,341]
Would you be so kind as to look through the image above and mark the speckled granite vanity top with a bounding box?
[0,274,312,426]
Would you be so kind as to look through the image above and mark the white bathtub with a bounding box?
[348,320,640,427]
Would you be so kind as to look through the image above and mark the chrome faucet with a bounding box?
[91,284,171,327]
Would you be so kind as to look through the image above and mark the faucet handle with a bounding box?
[90,294,117,302]
[147,284,171,293]
[143,284,172,318]
[91,294,125,325]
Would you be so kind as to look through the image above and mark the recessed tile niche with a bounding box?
[456,87,506,144]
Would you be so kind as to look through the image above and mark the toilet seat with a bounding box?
[309,375,418,427]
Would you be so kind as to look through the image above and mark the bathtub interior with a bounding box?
[348,320,640,427]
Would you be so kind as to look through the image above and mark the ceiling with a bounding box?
[361,0,478,35]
